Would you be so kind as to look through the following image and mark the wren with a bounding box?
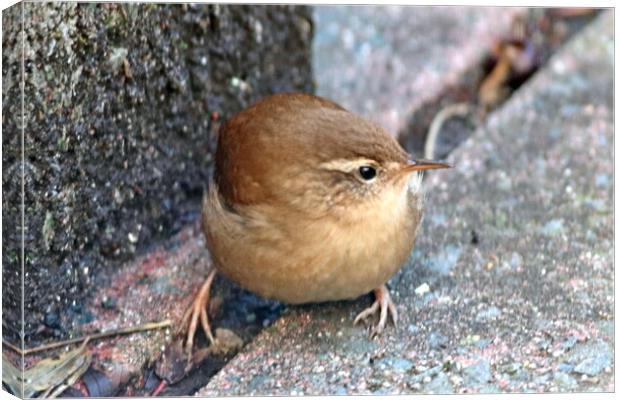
[180,93,451,353]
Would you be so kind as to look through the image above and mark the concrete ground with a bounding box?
[312,6,522,136]
[198,11,613,395]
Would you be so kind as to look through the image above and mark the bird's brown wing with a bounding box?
[213,93,345,207]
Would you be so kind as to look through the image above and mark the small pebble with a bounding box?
[574,355,610,376]
[408,324,420,334]
[415,283,430,296]
[475,306,502,322]
[427,332,448,349]
[463,360,492,385]
[539,219,565,236]
[128,232,138,243]
[553,372,577,389]
[245,312,257,323]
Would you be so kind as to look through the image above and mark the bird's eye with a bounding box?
[358,165,377,181]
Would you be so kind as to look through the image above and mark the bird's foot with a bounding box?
[353,284,398,337]
[178,269,217,355]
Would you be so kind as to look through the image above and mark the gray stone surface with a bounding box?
[422,372,454,394]
[570,339,612,376]
[198,11,613,395]
[2,3,313,345]
[553,371,578,390]
[313,6,522,137]
[463,359,492,386]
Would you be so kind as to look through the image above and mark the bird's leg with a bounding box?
[353,284,398,337]
[179,269,217,355]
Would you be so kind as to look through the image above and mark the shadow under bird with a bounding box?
[180,93,451,353]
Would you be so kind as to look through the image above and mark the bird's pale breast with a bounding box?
[203,173,423,304]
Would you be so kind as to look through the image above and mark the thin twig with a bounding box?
[40,385,54,399]
[2,338,23,354]
[150,380,167,397]
[49,383,69,399]
[3,319,172,356]
[424,102,472,160]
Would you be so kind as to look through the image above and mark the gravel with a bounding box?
[553,372,578,389]
[427,332,449,349]
[423,372,454,394]
[475,306,502,322]
[570,340,612,377]
[463,360,493,386]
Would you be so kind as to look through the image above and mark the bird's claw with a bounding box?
[179,270,217,356]
[353,285,398,338]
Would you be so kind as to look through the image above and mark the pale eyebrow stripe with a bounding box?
[318,158,377,172]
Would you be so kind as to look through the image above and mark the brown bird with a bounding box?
[180,93,451,353]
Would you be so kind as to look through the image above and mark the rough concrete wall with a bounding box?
[2,4,24,346]
[2,2,313,345]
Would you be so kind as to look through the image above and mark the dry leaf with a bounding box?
[17,341,91,398]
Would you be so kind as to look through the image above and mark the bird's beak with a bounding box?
[400,159,453,173]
